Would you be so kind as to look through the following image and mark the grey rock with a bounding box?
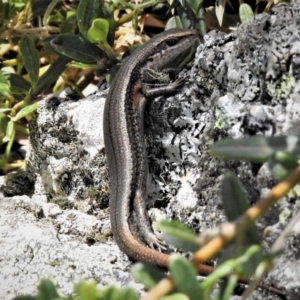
[1,1,300,299]
[0,195,141,299]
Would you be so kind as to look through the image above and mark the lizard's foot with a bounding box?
[143,231,167,251]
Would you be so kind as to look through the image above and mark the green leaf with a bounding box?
[202,246,263,294]
[101,5,115,46]
[0,123,15,169]
[113,288,138,300]
[75,281,98,300]
[31,0,52,19]
[165,17,184,31]
[6,119,14,139]
[19,35,39,92]
[221,173,249,220]
[37,279,59,300]
[35,56,71,95]
[239,3,254,23]
[0,0,8,21]
[0,108,11,114]
[220,174,264,276]
[87,18,109,45]
[176,0,205,38]
[131,263,165,289]
[268,151,299,180]
[50,34,101,63]
[12,103,38,122]
[60,13,77,34]
[133,10,139,32]
[0,70,11,99]
[156,220,199,252]
[220,173,261,246]
[0,114,11,144]
[0,133,10,145]
[274,151,299,167]
[100,286,124,300]
[269,161,290,179]
[43,35,64,56]
[211,135,300,163]
[169,255,202,299]
[77,0,101,37]
[8,73,31,94]
[77,284,136,300]
[160,294,189,300]
[217,275,237,300]
[185,0,203,15]
[67,61,96,69]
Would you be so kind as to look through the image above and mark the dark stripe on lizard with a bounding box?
[103,28,285,297]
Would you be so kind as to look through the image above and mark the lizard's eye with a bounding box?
[165,38,177,46]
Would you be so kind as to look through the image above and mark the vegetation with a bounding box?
[0,0,281,171]
[1,0,297,299]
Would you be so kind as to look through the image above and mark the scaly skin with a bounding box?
[103,28,285,297]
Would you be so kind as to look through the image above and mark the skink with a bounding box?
[103,28,285,296]
[104,28,201,267]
